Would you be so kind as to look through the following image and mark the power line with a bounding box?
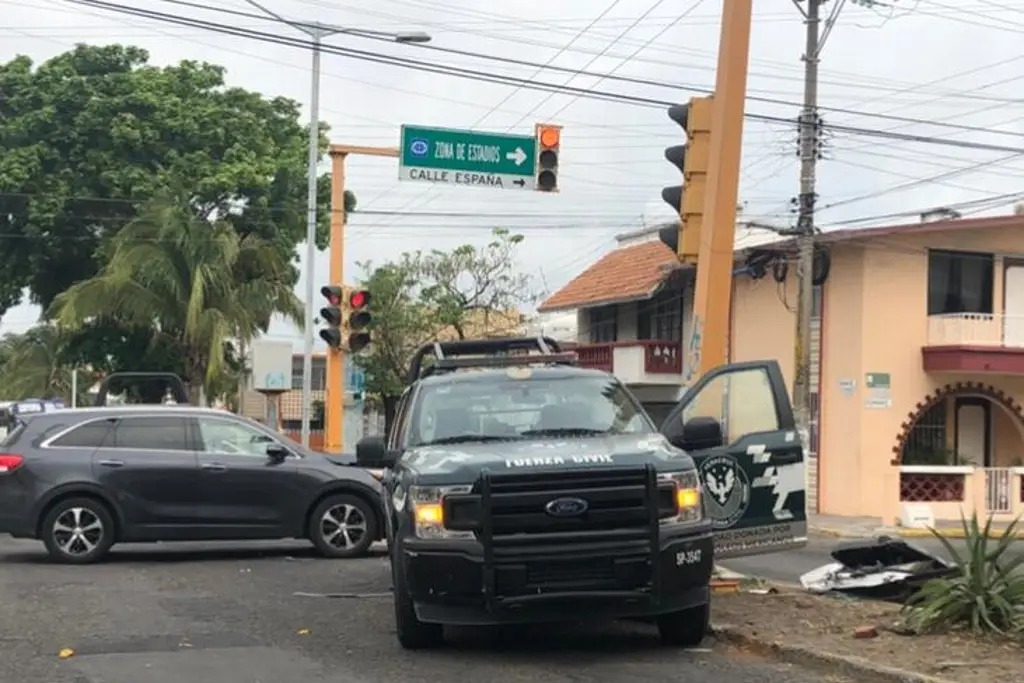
[153,0,1024,137]
[61,0,1024,149]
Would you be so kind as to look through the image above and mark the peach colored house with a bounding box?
[539,215,1024,526]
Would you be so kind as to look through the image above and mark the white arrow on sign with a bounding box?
[506,147,528,166]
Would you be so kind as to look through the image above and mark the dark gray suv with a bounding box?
[0,407,384,564]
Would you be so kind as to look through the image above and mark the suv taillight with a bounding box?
[0,453,24,474]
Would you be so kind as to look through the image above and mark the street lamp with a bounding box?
[244,1,431,448]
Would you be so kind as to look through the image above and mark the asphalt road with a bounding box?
[0,536,855,683]
[722,533,1024,585]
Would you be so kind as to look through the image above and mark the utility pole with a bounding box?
[792,0,830,452]
[243,0,429,448]
[324,144,398,453]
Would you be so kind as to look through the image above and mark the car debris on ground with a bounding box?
[799,536,957,602]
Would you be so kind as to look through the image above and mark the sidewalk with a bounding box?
[809,513,1023,539]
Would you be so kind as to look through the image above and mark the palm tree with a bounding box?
[50,193,302,404]
[0,325,81,401]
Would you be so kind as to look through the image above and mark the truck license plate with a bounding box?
[676,548,703,566]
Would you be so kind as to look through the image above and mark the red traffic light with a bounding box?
[349,289,370,308]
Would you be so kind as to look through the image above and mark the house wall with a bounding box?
[818,246,866,515]
[817,224,1024,518]
[730,273,797,387]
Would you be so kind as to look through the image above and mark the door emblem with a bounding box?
[544,497,589,518]
[698,454,750,529]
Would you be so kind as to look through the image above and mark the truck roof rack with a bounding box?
[406,336,577,383]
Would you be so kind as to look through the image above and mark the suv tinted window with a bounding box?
[50,420,115,448]
[196,417,275,457]
[111,417,191,451]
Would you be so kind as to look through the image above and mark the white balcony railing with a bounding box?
[926,313,1024,349]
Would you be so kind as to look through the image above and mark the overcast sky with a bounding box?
[3,0,1024,348]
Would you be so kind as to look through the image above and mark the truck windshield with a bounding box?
[408,375,656,447]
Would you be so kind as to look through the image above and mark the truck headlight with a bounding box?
[409,485,474,540]
[660,470,703,525]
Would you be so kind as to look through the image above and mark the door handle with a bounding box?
[772,452,802,465]
[98,459,124,468]
[202,463,227,472]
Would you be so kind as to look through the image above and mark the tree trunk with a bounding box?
[383,394,400,437]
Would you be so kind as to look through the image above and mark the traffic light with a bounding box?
[535,123,561,192]
[662,96,713,263]
[319,285,344,349]
[347,289,372,353]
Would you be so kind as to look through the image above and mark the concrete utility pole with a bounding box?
[792,0,825,450]
[244,0,428,448]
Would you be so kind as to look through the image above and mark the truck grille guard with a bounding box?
[475,464,664,611]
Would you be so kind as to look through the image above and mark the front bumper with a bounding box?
[399,527,713,626]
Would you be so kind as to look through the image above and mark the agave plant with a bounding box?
[902,512,1024,637]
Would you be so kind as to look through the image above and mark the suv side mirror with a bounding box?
[356,436,396,469]
[266,443,291,462]
[680,416,724,450]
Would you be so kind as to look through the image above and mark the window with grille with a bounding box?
[588,306,617,343]
[638,288,683,342]
[902,401,951,465]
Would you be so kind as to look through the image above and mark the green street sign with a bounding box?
[399,124,537,191]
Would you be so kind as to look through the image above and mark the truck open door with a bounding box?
[659,360,807,559]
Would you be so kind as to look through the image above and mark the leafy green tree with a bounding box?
[355,229,536,429]
[0,43,355,369]
[0,325,86,403]
[50,192,303,404]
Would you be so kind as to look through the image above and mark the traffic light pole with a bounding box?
[324,144,398,453]
[684,0,753,383]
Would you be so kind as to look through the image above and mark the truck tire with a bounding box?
[656,602,710,647]
[391,549,444,649]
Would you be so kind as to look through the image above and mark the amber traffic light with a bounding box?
[535,123,562,193]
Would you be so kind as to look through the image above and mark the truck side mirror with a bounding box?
[680,416,724,450]
[356,436,396,469]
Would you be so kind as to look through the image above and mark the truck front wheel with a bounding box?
[656,601,710,647]
[391,552,444,649]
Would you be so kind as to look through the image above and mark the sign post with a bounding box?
[399,125,537,190]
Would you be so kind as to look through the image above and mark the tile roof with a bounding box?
[538,213,1024,314]
[538,239,678,313]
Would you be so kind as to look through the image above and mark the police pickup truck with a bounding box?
[356,337,806,649]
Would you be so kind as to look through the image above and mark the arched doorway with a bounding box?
[893,382,1024,513]
[894,382,1024,468]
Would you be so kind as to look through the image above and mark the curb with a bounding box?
[711,624,953,683]
[811,524,1023,540]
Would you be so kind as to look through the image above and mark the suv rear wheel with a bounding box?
[41,497,115,565]
[656,602,710,647]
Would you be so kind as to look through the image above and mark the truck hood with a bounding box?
[403,433,692,483]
